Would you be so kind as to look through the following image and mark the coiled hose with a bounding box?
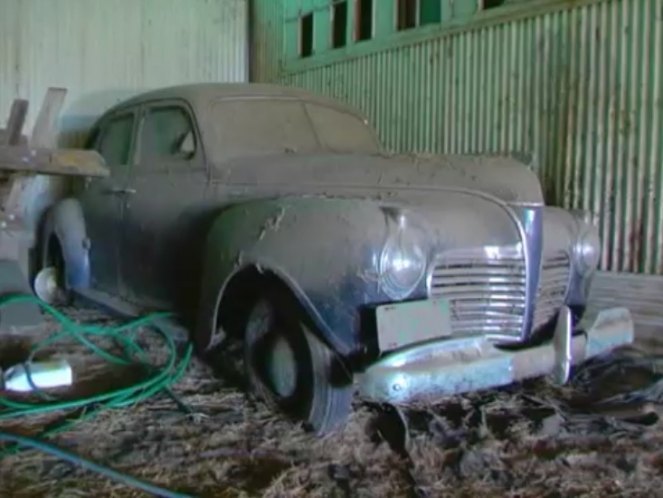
[0,294,194,497]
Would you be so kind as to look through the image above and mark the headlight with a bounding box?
[572,212,601,274]
[379,212,427,300]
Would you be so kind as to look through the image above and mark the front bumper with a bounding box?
[357,306,634,404]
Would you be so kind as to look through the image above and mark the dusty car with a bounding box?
[36,83,634,433]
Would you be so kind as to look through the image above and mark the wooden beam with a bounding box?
[30,87,67,148]
[2,99,29,146]
[0,146,108,177]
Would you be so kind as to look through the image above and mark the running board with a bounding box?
[72,288,190,343]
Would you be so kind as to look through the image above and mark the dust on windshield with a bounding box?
[209,98,380,160]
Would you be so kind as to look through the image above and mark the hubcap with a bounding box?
[34,267,61,304]
[265,334,297,398]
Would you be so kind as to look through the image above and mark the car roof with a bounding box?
[104,83,364,119]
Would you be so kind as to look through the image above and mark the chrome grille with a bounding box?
[428,249,526,338]
[532,252,571,331]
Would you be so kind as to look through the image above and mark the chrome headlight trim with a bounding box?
[379,212,427,300]
[571,211,601,274]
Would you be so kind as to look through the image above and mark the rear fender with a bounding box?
[41,198,90,290]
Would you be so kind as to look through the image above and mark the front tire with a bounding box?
[243,289,353,434]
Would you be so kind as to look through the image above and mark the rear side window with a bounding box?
[140,106,195,162]
[97,114,134,167]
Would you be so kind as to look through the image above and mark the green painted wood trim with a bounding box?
[282,0,611,75]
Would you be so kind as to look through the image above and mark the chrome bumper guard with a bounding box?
[357,306,634,404]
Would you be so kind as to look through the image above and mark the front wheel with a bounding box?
[243,289,353,434]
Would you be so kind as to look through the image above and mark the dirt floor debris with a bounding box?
[1,304,662,497]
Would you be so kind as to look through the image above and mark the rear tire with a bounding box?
[243,288,353,434]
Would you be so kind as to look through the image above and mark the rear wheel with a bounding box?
[243,288,353,434]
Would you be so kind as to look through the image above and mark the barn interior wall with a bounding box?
[0,0,248,146]
[0,0,247,230]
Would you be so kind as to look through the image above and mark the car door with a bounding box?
[119,100,209,311]
[78,109,137,296]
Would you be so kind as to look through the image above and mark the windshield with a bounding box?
[208,98,380,160]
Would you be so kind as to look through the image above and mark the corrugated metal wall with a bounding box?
[253,0,663,275]
[590,271,663,341]
[0,0,247,143]
[250,0,284,82]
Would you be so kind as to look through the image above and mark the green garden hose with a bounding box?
[0,294,192,419]
[0,294,194,496]
[0,431,193,498]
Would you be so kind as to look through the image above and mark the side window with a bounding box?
[97,114,134,167]
[140,106,196,162]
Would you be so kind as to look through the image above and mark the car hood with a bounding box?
[211,152,544,205]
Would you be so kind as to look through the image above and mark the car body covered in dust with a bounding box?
[39,84,633,433]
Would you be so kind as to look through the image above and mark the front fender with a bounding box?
[198,197,392,356]
[42,198,90,290]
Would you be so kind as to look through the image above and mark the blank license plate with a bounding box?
[376,297,452,352]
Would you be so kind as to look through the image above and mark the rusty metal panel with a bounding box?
[0,0,248,144]
[251,0,286,82]
[255,0,663,275]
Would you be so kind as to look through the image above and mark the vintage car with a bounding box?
[36,84,634,433]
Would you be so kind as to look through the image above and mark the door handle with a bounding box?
[105,187,137,196]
